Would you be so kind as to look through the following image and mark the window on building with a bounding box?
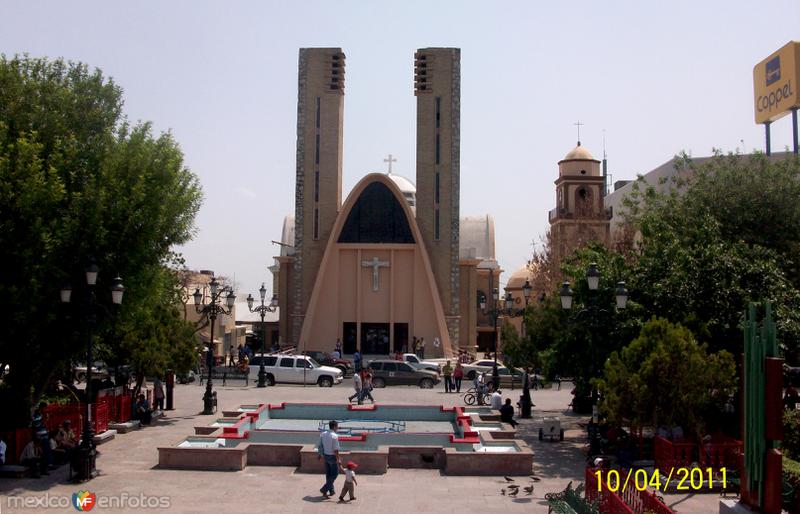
[313,208,320,240]
[315,134,320,165]
[435,172,440,204]
[315,97,320,129]
[435,97,441,128]
[338,182,415,243]
[434,208,440,240]
[314,171,320,202]
[435,134,440,164]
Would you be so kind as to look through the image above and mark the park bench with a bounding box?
[198,367,249,386]
[545,482,598,514]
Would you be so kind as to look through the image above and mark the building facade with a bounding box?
[273,47,498,358]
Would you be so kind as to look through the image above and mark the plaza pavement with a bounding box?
[0,381,721,513]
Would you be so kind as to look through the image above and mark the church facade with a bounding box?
[272,47,499,358]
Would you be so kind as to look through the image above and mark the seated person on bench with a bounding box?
[133,394,152,425]
[500,398,518,427]
[20,439,46,477]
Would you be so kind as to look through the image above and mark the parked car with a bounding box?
[402,353,441,372]
[305,350,352,376]
[248,354,343,387]
[484,366,525,389]
[461,359,509,380]
[367,360,441,389]
[73,362,110,383]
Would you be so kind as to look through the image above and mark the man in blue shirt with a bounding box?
[318,421,342,499]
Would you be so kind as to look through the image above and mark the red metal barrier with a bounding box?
[0,428,33,464]
[92,402,109,434]
[654,436,695,473]
[699,436,743,473]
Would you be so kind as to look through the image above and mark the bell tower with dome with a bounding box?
[548,142,611,265]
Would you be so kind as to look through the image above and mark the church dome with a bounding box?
[387,172,416,209]
[506,264,532,289]
[387,172,416,194]
[562,143,596,161]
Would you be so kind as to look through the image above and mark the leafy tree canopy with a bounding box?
[0,55,203,427]
[622,152,800,359]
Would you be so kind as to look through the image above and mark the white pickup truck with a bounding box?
[248,354,343,387]
[402,353,441,373]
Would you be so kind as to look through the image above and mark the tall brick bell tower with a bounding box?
[291,48,345,345]
[414,47,461,346]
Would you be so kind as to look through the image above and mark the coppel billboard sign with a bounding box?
[754,41,800,124]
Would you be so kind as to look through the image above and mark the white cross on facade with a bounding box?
[361,256,391,292]
[383,154,397,174]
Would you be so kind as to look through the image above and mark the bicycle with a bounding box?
[463,387,490,406]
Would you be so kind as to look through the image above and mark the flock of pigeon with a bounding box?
[500,474,540,497]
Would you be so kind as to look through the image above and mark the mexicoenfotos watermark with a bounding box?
[3,491,171,511]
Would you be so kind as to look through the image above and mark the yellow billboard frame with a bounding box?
[753,41,800,124]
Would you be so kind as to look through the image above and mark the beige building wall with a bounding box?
[414,47,461,347]
[291,48,345,345]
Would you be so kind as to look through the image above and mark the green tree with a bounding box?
[551,243,643,398]
[0,55,202,427]
[596,317,737,438]
[622,152,800,359]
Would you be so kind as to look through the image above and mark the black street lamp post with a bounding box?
[60,260,124,481]
[559,262,628,424]
[480,285,502,386]
[521,279,532,339]
[194,277,235,415]
[247,283,278,388]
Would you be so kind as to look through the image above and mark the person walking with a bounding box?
[353,350,362,373]
[418,338,426,359]
[348,372,363,405]
[442,360,453,393]
[554,373,562,391]
[453,362,464,393]
[360,369,374,403]
[154,378,165,411]
[335,338,343,355]
[31,402,51,472]
[338,461,359,502]
[318,421,343,499]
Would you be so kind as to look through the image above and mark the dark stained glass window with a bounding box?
[338,182,415,243]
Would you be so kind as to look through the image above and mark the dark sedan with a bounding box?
[368,360,441,389]
[305,350,352,376]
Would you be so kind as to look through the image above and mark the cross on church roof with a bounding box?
[574,121,584,145]
[384,154,397,174]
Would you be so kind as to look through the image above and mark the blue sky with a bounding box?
[2,1,798,297]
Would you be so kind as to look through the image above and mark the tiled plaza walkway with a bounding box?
[0,381,720,513]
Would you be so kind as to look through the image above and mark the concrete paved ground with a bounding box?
[0,380,722,513]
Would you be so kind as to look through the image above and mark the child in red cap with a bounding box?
[338,460,358,502]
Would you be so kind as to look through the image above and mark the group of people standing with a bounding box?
[440,360,465,393]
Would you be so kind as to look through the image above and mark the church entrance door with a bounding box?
[393,323,408,353]
[361,323,390,355]
[343,322,357,354]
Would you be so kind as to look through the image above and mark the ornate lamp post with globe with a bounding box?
[193,277,235,415]
[247,283,278,388]
[559,263,628,424]
[60,259,124,481]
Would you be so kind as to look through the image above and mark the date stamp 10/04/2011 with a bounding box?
[594,467,729,493]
